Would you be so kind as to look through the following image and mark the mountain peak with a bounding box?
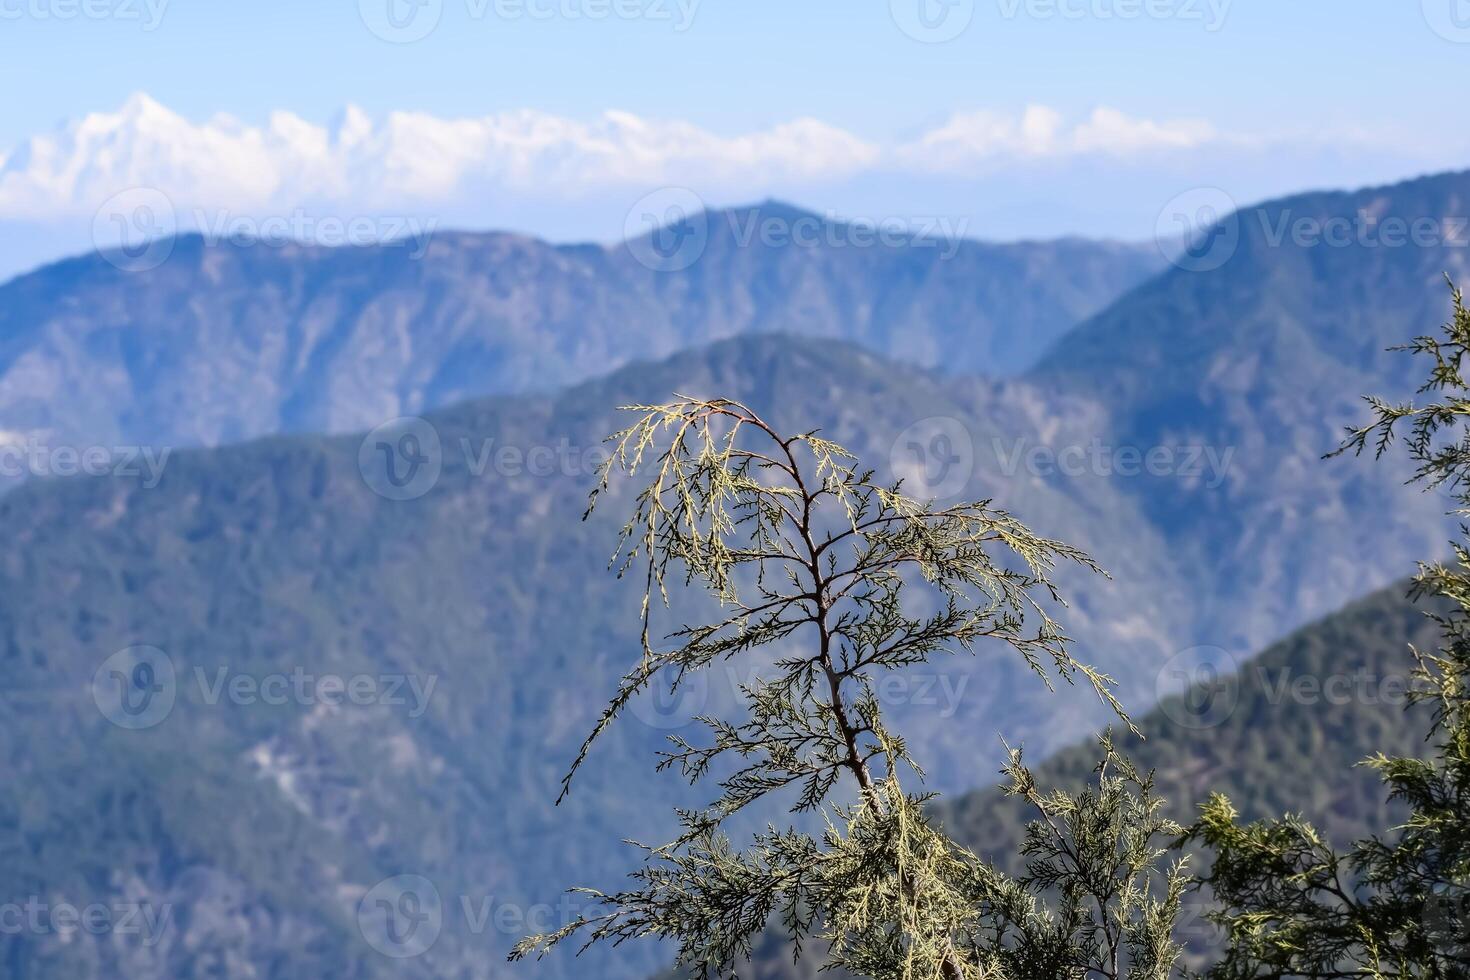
[329,104,374,145]
[114,91,172,124]
[704,200,864,235]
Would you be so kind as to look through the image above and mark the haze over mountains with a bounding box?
[0,203,1156,463]
[2,167,1469,979]
[8,92,1439,283]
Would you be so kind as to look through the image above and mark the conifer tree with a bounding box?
[1187,280,1470,979]
[511,397,1190,979]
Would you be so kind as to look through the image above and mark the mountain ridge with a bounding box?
[0,201,1159,476]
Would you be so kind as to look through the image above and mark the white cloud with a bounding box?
[0,94,883,220]
[0,96,1228,220]
[896,104,1220,173]
[0,96,1456,283]
[1072,107,1218,154]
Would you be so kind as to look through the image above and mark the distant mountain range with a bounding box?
[2,168,1469,979]
[0,202,1156,463]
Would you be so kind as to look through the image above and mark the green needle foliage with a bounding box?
[511,396,1191,979]
[1186,279,1470,979]
[980,733,1190,980]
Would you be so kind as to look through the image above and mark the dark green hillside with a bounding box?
[944,581,1441,864]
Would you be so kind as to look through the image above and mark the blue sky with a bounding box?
[2,1,1462,145]
[0,0,1466,276]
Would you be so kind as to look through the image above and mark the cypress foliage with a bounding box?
[512,397,1190,979]
[1187,280,1470,979]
